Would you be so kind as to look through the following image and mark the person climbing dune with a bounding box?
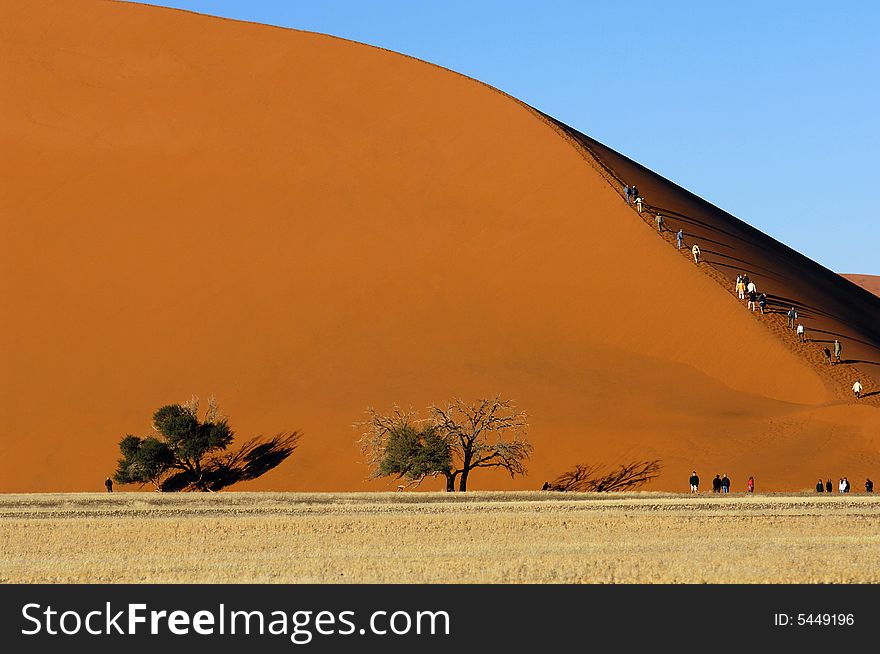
[853,380,862,399]
[677,228,683,249]
[692,244,701,264]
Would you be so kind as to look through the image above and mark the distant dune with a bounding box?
[2,0,879,493]
[842,274,880,299]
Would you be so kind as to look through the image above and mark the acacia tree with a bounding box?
[114,396,300,492]
[377,422,452,487]
[548,460,662,492]
[359,396,532,492]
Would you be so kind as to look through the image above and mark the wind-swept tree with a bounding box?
[359,396,532,492]
[114,396,300,492]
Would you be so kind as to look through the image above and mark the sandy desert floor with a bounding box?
[2,492,879,584]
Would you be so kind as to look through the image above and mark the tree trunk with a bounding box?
[445,471,456,492]
[459,446,473,492]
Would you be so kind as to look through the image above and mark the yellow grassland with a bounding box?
[2,492,878,583]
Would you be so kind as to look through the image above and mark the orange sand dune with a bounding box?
[842,274,880,299]
[2,0,879,493]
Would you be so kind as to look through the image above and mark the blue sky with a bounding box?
[131,1,879,274]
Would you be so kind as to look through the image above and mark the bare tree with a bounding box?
[431,397,531,492]
[549,460,662,492]
[358,396,532,492]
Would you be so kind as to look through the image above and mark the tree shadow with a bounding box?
[160,432,301,492]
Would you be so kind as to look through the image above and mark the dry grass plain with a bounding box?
[2,492,879,584]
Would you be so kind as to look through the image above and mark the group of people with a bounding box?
[689,471,754,494]
[735,273,766,313]
[821,338,843,363]
[816,478,873,493]
[690,471,875,494]
[785,306,809,343]
[624,185,643,214]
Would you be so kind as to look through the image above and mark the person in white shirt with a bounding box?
[692,244,701,264]
[853,380,863,399]
[746,281,757,294]
[839,478,846,493]
[796,324,806,342]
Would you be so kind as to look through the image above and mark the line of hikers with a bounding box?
[688,471,754,494]
[816,478,873,493]
[689,471,874,494]
[624,185,700,263]
[622,182,868,403]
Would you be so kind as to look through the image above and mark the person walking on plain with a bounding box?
[816,479,824,493]
[844,477,851,493]
[692,244,701,264]
[834,339,842,363]
[689,471,700,493]
[712,474,722,493]
[826,479,833,493]
[721,474,731,494]
[787,307,798,329]
[677,228,683,249]
[796,323,806,342]
[746,476,755,493]
[866,478,874,493]
[853,380,863,399]
[839,478,846,493]
[104,477,113,493]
